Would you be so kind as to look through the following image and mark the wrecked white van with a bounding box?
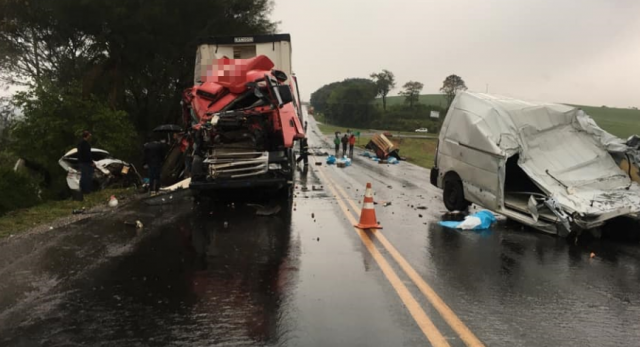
[430,92,640,237]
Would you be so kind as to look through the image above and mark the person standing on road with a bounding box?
[348,134,356,159]
[77,130,94,196]
[144,136,170,196]
[334,133,341,157]
[296,137,309,166]
[341,134,348,157]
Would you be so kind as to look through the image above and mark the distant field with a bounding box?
[381,94,640,138]
[569,105,640,139]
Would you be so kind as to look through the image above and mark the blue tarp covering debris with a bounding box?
[439,210,496,230]
[337,157,352,166]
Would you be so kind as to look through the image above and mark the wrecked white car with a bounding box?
[59,148,141,192]
[431,92,640,237]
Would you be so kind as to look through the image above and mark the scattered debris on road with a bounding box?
[125,220,144,229]
[247,203,282,216]
[160,178,191,192]
[439,210,497,230]
[364,134,402,161]
[108,196,118,208]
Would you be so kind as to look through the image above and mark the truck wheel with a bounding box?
[443,173,470,211]
[286,148,295,181]
[191,155,205,181]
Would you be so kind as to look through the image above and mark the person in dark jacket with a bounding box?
[296,137,309,166]
[144,136,170,195]
[77,130,94,195]
[341,134,349,157]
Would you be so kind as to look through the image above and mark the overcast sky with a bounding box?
[272,0,640,107]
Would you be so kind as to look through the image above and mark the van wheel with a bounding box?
[443,174,470,211]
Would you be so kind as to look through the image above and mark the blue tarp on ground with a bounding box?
[439,210,496,230]
[337,157,352,166]
[326,155,337,164]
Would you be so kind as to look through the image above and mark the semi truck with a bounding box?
[180,34,305,199]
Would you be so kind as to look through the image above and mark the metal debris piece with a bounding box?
[247,203,282,216]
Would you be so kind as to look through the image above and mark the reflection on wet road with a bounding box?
[1,116,640,346]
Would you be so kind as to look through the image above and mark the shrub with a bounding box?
[0,167,41,215]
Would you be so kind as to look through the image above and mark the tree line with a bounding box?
[0,0,277,213]
[310,71,468,131]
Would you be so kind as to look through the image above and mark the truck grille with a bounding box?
[203,150,268,179]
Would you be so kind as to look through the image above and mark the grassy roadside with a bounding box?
[0,188,137,239]
[316,121,436,169]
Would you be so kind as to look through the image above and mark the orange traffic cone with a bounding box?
[355,183,382,229]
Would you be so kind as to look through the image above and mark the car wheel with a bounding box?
[443,173,470,211]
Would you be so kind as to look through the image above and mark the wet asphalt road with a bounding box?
[1,116,640,346]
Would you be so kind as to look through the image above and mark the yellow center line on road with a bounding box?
[317,165,485,347]
[313,167,451,347]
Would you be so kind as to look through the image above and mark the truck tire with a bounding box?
[276,149,295,201]
[191,155,205,181]
[443,173,470,212]
[161,145,185,186]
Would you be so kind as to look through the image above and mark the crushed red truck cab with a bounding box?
[182,35,304,199]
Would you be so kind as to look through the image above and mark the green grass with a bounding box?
[569,105,640,139]
[0,188,136,239]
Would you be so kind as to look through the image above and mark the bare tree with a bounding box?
[440,74,467,107]
[399,81,423,109]
[370,69,396,111]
